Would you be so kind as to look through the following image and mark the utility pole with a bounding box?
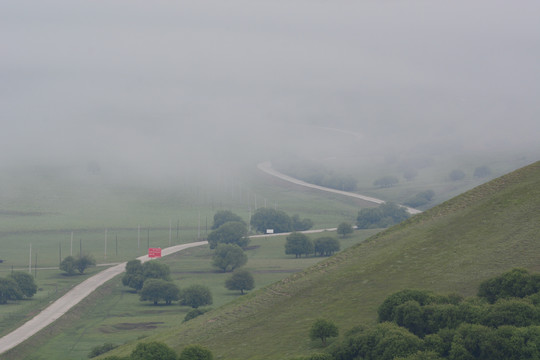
[169,219,172,246]
[29,243,32,273]
[104,229,108,260]
[138,224,140,249]
[70,232,73,256]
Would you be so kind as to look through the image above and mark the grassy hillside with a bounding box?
[104,160,540,359]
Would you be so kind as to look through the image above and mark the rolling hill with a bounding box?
[105,160,540,359]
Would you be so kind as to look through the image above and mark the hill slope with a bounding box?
[108,161,540,359]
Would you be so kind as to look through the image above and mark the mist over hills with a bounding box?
[102,160,540,358]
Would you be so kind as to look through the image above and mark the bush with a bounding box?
[448,169,466,181]
[181,284,213,308]
[8,271,37,298]
[130,341,177,360]
[178,344,214,360]
[184,308,211,322]
[88,343,117,358]
[357,202,410,229]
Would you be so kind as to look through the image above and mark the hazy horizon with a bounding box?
[2,0,540,184]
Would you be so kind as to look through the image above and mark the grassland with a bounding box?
[94,160,540,359]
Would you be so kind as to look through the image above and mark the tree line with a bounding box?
[295,268,540,360]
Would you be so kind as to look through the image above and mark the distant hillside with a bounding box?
[106,161,540,359]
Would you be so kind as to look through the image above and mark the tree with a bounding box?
[122,259,145,291]
[75,254,96,274]
[122,259,171,291]
[178,344,214,360]
[374,175,399,188]
[212,244,248,272]
[88,343,118,358]
[448,169,466,181]
[250,208,293,234]
[142,261,171,281]
[357,202,410,229]
[207,221,249,249]
[0,277,23,304]
[403,168,419,181]
[181,284,213,308]
[9,271,37,298]
[130,341,177,360]
[309,319,339,346]
[337,222,353,237]
[60,255,77,275]
[225,269,255,294]
[313,237,340,256]
[212,210,244,230]
[404,190,435,208]
[292,214,314,231]
[285,232,313,258]
[140,279,180,305]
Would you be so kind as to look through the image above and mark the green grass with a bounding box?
[2,230,378,360]
[92,160,540,359]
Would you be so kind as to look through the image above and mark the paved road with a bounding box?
[257,161,422,215]
[0,241,208,355]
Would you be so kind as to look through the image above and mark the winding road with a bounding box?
[0,162,420,355]
[257,162,422,215]
[0,241,207,355]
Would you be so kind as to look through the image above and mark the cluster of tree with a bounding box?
[285,233,340,258]
[122,259,212,307]
[250,208,313,234]
[99,341,213,360]
[320,268,540,360]
[60,254,96,275]
[356,202,410,229]
[373,175,400,188]
[0,272,37,304]
[404,190,435,208]
[209,211,256,296]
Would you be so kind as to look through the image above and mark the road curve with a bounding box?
[0,241,208,355]
[257,161,422,215]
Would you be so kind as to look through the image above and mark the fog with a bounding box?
[2,0,540,184]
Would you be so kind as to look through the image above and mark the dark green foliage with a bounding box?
[142,260,171,281]
[130,341,177,360]
[336,222,353,237]
[274,161,357,191]
[76,254,96,274]
[404,190,435,208]
[477,268,540,303]
[60,254,96,275]
[374,175,399,188]
[184,308,211,322]
[88,342,117,358]
[285,232,314,258]
[207,221,249,249]
[474,166,491,178]
[178,344,214,360]
[122,259,145,290]
[357,202,410,229]
[313,236,340,256]
[225,269,255,294]
[480,299,538,328]
[449,169,466,181]
[181,284,213,308]
[292,214,314,231]
[309,319,339,345]
[0,277,23,304]
[8,271,37,298]
[378,289,436,322]
[212,244,247,272]
[250,208,293,233]
[60,255,77,275]
[330,322,423,360]
[122,260,171,291]
[212,210,244,230]
[139,279,180,305]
